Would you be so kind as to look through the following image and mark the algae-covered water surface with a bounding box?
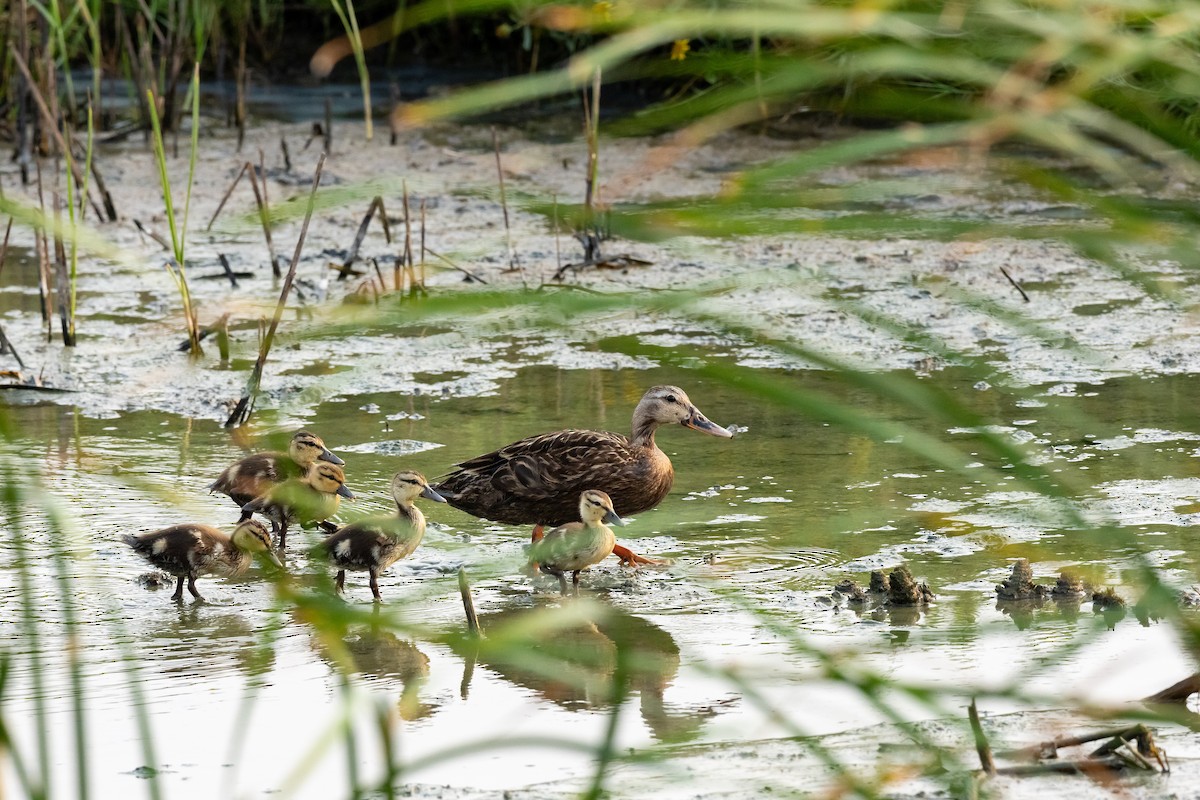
[2,356,1197,798]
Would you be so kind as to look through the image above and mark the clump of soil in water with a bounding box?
[887,566,934,606]
[996,558,1048,600]
[833,579,869,605]
[1052,569,1090,597]
[869,570,890,594]
[1093,586,1127,629]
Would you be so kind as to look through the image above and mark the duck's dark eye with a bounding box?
[666,394,677,403]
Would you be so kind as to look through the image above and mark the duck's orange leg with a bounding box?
[612,543,666,567]
[526,525,546,576]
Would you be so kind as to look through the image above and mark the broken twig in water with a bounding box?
[324,97,333,154]
[218,254,239,288]
[988,724,1168,776]
[338,196,391,281]
[133,219,171,251]
[458,568,483,639]
[1000,266,1030,303]
[177,313,233,353]
[206,162,250,231]
[425,247,486,284]
[225,153,326,428]
[492,127,521,277]
[246,161,279,278]
[0,322,26,371]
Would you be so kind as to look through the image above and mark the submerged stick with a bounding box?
[492,127,520,277]
[401,183,413,292]
[338,196,389,281]
[79,141,118,222]
[218,254,240,289]
[457,568,483,639]
[0,217,12,282]
[419,199,427,287]
[0,322,26,370]
[1000,266,1030,303]
[11,52,104,220]
[226,153,326,428]
[133,219,171,251]
[206,162,249,231]
[324,97,333,154]
[246,162,279,277]
[425,247,486,284]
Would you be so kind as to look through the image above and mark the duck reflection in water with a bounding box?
[461,605,735,742]
[137,605,276,679]
[313,626,437,721]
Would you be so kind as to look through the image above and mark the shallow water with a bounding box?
[1,360,1197,798]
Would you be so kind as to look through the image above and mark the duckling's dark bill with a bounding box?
[683,412,733,438]
[320,449,345,466]
[603,509,627,527]
[337,484,356,499]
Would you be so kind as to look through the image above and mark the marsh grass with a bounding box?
[146,64,203,355]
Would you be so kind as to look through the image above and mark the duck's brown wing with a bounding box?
[435,429,668,526]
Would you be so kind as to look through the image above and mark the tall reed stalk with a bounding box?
[146,64,203,355]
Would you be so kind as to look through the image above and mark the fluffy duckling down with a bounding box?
[123,519,280,603]
[240,461,355,550]
[316,470,446,602]
[530,490,626,596]
[210,430,344,508]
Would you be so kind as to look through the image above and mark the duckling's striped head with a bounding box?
[578,489,625,527]
[306,462,355,499]
[390,470,447,505]
[290,430,344,467]
[231,519,283,568]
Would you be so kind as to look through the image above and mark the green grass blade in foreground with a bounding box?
[3,464,52,800]
[29,491,95,800]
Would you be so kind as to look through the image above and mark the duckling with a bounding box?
[317,470,446,602]
[209,430,344,507]
[240,461,355,550]
[530,490,626,596]
[434,386,730,566]
[122,519,281,603]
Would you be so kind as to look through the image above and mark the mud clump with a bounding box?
[996,558,1048,600]
[869,570,890,594]
[1092,586,1126,609]
[1093,586,1127,629]
[887,566,934,606]
[831,567,933,609]
[1052,569,1090,597]
[832,579,870,606]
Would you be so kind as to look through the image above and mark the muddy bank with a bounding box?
[1,119,1197,421]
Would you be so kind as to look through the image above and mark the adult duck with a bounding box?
[209,430,344,507]
[434,385,731,564]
